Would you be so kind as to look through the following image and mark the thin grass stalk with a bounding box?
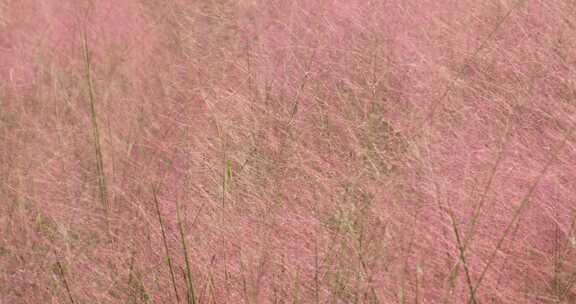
[56,260,76,304]
[398,261,406,304]
[126,252,135,304]
[443,246,462,304]
[207,271,217,304]
[239,255,251,304]
[553,209,562,301]
[445,206,477,304]
[560,217,576,299]
[462,127,512,249]
[468,126,573,303]
[559,269,576,301]
[441,126,510,302]
[553,208,576,299]
[415,0,528,132]
[292,271,301,304]
[357,225,380,304]
[153,188,181,304]
[287,47,316,127]
[524,246,530,303]
[415,263,422,304]
[433,180,476,303]
[222,140,227,208]
[433,182,464,304]
[314,238,320,304]
[176,199,197,304]
[82,28,109,213]
[124,252,150,304]
[210,114,227,209]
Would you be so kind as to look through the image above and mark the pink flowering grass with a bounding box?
[1,1,576,303]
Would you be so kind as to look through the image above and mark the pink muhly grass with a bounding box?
[2,1,576,303]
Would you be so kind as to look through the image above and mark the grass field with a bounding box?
[1,1,576,303]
